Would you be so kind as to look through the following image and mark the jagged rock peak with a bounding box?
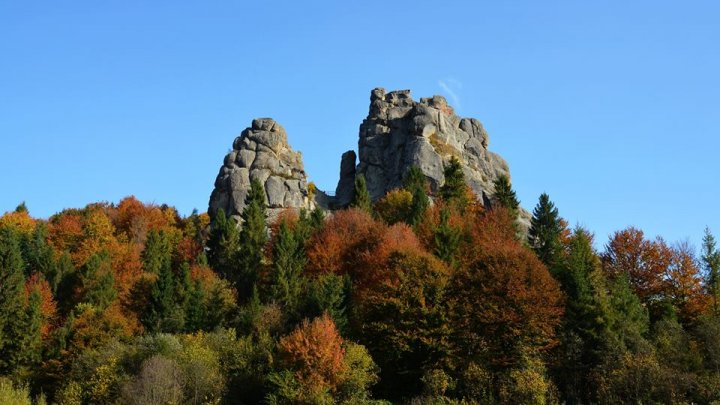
[340,87,511,205]
[209,118,315,222]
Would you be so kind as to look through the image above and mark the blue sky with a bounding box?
[1,0,718,250]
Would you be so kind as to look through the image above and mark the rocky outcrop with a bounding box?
[210,89,529,229]
[337,88,512,207]
[209,118,315,221]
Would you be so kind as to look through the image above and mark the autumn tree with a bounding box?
[602,227,673,321]
[528,193,564,268]
[374,189,413,225]
[450,209,563,369]
[665,242,706,324]
[350,174,373,215]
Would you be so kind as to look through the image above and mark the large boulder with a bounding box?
[209,118,315,222]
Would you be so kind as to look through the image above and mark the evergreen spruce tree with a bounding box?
[142,229,172,275]
[207,208,240,282]
[0,227,28,374]
[433,207,461,267]
[702,227,720,313]
[237,179,268,299]
[528,193,564,268]
[78,252,117,310]
[350,174,373,214]
[269,220,306,316]
[22,223,61,291]
[491,174,520,217]
[439,157,469,207]
[403,166,429,225]
[23,289,43,367]
[143,253,180,332]
[553,228,612,403]
[185,278,206,332]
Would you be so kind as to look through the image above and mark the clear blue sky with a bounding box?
[1,1,718,250]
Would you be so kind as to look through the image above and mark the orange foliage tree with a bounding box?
[277,313,346,391]
[450,208,564,368]
[25,273,58,340]
[602,227,674,317]
[306,208,424,293]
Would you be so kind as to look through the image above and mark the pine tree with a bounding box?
[702,227,720,313]
[403,166,429,226]
[433,207,461,267]
[207,208,240,282]
[491,175,520,216]
[237,179,268,299]
[528,193,564,268]
[269,220,306,315]
[350,174,373,214]
[0,227,28,374]
[439,157,469,207]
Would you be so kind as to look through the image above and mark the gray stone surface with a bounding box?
[355,88,511,203]
[209,118,315,223]
[209,89,530,230]
[334,150,357,207]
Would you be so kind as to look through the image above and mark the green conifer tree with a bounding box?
[78,252,117,310]
[0,227,28,374]
[553,228,612,403]
[22,223,60,291]
[237,179,268,299]
[22,289,43,367]
[269,220,306,315]
[207,208,240,282]
[439,157,469,208]
[142,229,172,275]
[528,193,564,268]
[143,254,179,332]
[185,278,206,332]
[433,207,461,267]
[491,175,520,217]
[351,174,373,214]
[403,166,429,225]
[702,227,720,313]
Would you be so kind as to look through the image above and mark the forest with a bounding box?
[1,158,719,405]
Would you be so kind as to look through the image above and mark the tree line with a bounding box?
[1,158,719,404]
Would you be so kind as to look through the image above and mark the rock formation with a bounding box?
[208,118,315,221]
[336,88,511,206]
[209,88,528,228]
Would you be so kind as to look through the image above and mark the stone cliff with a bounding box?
[209,88,524,223]
[335,88,511,207]
[208,118,315,221]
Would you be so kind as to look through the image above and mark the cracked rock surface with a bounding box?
[209,118,315,222]
[338,88,511,206]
